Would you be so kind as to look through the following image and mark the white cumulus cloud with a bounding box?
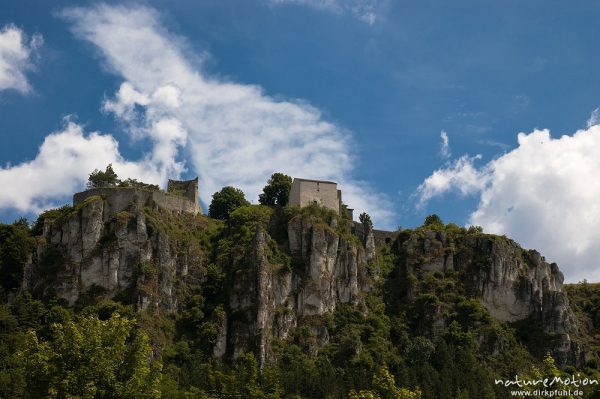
[0,119,166,213]
[267,0,381,25]
[0,24,42,93]
[416,125,600,282]
[416,154,484,209]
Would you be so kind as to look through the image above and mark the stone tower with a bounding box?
[167,177,199,208]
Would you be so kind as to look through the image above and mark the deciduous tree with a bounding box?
[208,186,250,220]
[258,173,292,206]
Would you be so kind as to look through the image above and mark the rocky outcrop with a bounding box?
[24,196,375,366]
[398,228,582,366]
[23,196,200,310]
[226,215,374,365]
[22,192,584,368]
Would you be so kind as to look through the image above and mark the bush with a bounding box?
[424,214,443,227]
[258,172,292,206]
[208,186,250,220]
[87,164,119,188]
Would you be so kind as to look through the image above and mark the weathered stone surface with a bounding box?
[23,197,195,311]
[226,215,373,365]
[22,192,584,369]
[399,230,581,366]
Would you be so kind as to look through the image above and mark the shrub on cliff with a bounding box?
[359,212,373,230]
[118,178,160,191]
[208,186,250,220]
[423,214,443,227]
[87,164,119,188]
[87,164,160,191]
[258,172,292,206]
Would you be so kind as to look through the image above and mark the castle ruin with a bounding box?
[287,177,353,219]
[73,178,201,216]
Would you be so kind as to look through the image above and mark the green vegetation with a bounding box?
[208,186,250,220]
[349,366,421,399]
[359,212,373,230]
[423,214,443,227]
[3,198,600,398]
[565,281,600,376]
[0,219,34,293]
[259,172,292,206]
[118,178,161,191]
[17,313,161,399]
[87,163,119,188]
[87,164,160,190]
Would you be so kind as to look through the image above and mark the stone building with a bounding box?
[287,177,353,219]
[167,178,200,207]
[73,177,201,216]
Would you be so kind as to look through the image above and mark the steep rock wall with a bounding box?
[23,196,200,310]
[21,195,585,368]
[224,214,375,365]
[398,229,583,366]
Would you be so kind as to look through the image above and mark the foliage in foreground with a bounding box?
[3,206,600,398]
[14,313,160,399]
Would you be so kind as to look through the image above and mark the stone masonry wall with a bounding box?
[73,187,199,216]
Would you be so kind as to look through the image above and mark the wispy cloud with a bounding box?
[61,4,394,225]
[0,24,42,93]
[0,4,394,227]
[415,154,484,209]
[476,139,509,150]
[267,0,381,25]
[587,107,600,128]
[416,125,600,282]
[439,130,451,159]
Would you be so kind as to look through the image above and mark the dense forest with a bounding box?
[1,171,600,399]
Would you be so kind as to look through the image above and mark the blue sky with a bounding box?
[2,0,600,281]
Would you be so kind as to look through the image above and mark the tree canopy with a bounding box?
[87,164,119,189]
[87,165,160,191]
[258,173,292,206]
[0,219,34,293]
[208,186,250,220]
[359,212,373,230]
[17,313,161,399]
[424,214,443,227]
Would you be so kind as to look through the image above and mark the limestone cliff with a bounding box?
[225,214,375,365]
[23,196,203,311]
[394,227,583,366]
[22,195,585,368]
[23,198,375,365]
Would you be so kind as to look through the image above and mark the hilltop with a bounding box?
[0,172,599,398]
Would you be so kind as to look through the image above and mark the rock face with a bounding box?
[23,196,200,311]
[398,229,583,366]
[23,197,375,366]
[22,194,584,368]
[226,215,374,365]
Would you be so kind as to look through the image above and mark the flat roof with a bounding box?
[293,177,337,185]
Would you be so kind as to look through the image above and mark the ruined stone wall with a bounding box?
[73,187,199,216]
[352,222,399,247]
[167,178,199,206]
[373,229,399,246]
